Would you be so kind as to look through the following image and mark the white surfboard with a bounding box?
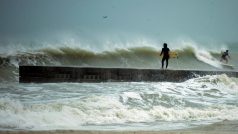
[220,63,234,69]
[169,51,178,58]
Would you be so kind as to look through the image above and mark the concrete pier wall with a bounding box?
[19,66,238,83]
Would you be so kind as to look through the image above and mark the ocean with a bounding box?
[0,40,238,131]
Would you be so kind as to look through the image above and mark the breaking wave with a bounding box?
[0,74,238,130]
[0,40,237,82]
[0,45,227,68]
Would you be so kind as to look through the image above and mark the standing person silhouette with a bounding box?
[160,43,170,69]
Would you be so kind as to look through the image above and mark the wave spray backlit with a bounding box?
[0,39,236,81]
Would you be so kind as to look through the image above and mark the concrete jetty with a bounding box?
[19,66,238,83]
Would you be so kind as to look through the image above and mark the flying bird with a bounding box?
[103,16,108,19]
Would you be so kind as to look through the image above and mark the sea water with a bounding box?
[0,75,238,130]
[0,40,238,131]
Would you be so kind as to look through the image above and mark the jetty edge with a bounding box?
[19,66,238,83]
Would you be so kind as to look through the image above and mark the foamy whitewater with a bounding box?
[0,40,238,131]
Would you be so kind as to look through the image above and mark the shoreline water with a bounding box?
[0,120,238,134]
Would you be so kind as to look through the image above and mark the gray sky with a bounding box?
[1,0,238,43]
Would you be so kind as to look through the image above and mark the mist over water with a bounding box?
[0,37,238,131]
[1,36,238,82]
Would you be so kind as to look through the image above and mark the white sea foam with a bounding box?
[194,49,222,69]
[0,74,238,130]
[0,97,238,130]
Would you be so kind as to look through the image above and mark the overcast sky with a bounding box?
[1,0,238,43]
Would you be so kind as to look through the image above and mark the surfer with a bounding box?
[220,50,230,63]
[160,43,170,69]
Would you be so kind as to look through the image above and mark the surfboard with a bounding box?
[220,63,234,69]
[169,51,178,58]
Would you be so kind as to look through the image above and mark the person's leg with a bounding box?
[166,58,169,69]
[161,58,165,69]
[221,56,225,62]
[225,57,228,63]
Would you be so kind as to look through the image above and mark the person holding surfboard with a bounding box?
[220,50,230,63]
[160,43,170,69]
